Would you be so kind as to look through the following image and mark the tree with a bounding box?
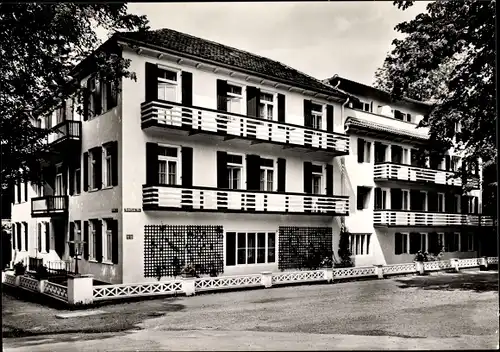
[0,3,149,190]
[374,0,496,218]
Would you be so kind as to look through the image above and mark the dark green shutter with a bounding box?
[357,138,365,163]
[45,222,50,252]
[145,62,158,102]
[374,187,382,210]
[246,154,261,191]
[181,146,193,187]
[303,100,313,127]
[391,189,402,210]
[110,141,118,186]
[277,158,286,193]
[83,85,90,121]
[326,164,333,196]
[111,219,119,264]
[326,105,334,132]
[303,162,312,194]
[226,232,236,266]
[181,71,193,129]
[277,94,286,122]
[395,233,403,255]
[246,86,260,117]
[216,80,228,112]
[24,223,28,251]
[95,221,102,262]
[69,222,75,257]
[146,143,159,186]
[83,221,89,260]
[217,151,228,189]
[83,152,89,191]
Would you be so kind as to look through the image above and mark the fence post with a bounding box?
[182,277,196,296]
[1,271,5,283]
[374,265,384,279]
[67,274,94,305]
[14,275,21,287]
[261,271,273,288]
[479,256,489,271]
[449,258,460,272]
[414,261,425,275]
[39,279,47,293]
[323,268,334,283]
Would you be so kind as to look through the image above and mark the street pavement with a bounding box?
[3,270,499,351]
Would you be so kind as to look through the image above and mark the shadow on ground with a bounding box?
[396,271,499,293]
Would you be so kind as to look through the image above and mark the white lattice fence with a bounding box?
[195,274,262,291]
[382,263,417,276]
[457,258,480,268]
[487,257,498,264]
[423,260,453,271]
[19,276,39,291]
[4,273,16,286]
[272,270,325,284]
[333,266,377,279]
[93,281,183,301]
[44,282,68,302]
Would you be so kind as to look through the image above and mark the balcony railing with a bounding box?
[143,185,349,215]
[31,195,68,217]
[47,120,82,146]
[374,210,494,227]
[141,100,349,155]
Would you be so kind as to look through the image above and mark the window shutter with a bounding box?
[303,161,312,194]
[216,80,228,112]
[107,81,117,109]
[326,164,333,196]
[45,222,50,252]
[12,225,16,250]
[145,62,158,102]
[62,165,68,195]
[83,152,89,191]
[445,155,451,171]
[95,221,103,262]
[83,86,90,121]
[277,94,286,122]
[326,105,334,132]
[303,100,313,127]
[374,187,382,210]
[69,164,75,195]
[111,219,119,264]
[69,222,75,257]
[409,232,421,254]
[357,138,365,163]
[461,195,468,213]
[410,190,420,211]
[473,197,479,214]
[17,223,22,251]
[277,158,286,193]
[391,188,402,210]
[24,182,28,202]
[246,86,260,117]
[225,232,236,266]
[94,147,102,190]
[181,146,193,187]
[37,224,42,252]
[83,221,89,260]
[395,233,403,255]
[110,141,119,186]
[17,182,21,204]
[24,223,28,251]
[94,79,102,116]
[217,151,228,189]
[146,142,159,186]
[181,71,193,106]
[246,154,261,191]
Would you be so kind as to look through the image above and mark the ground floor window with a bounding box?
[444,232,460,252]
[409,232,427,254]
[349,233,371,255]
[226,232,276,266]
[465,233,475,251]
[394,232,409,255]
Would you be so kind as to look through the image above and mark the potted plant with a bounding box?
[180,264,198,278]
[35,265,49,280]
[13,261,26,276]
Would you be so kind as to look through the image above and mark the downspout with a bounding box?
[340,90,350,230]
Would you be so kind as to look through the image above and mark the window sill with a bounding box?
[102,261,115,266]
[87,189,99,193]
[226,262,276,267]
[102,186,114,190]
[88,259,98,263]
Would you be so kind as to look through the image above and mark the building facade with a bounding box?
[9,29,494,284]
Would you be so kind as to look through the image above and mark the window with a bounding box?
[55,104,65,125]
[357,139,371,163]
[89,221,97,260]
[374,187,388,210]
[349,234,371,255]
[88,150,98,190]
[158,146,179,185]
[227,83,243,114]
[157,67,178,102]
[74,168,81,194]
[402,148,410,164]
[22,222,28,251]
[451,156,461,172]
[395,232,409,255]
[88,77,97,117]
[437,193,445,212]
[259,92,274,120]
[420,191,428,211]
[467,196,478,214]
[357,187,370,210]
[444,232,460,252]
[103,219,113,262]
[454,194,461,213]
[351,100,371,112]
[394,110,405,121]
[311,103,323,129]
[259,158,274,192]
[311,165,322,195]
[402,190,410,210]
[374,143,387,163]
[55,165,64,196]
[226,232,276,266]
[103,146,113,187]
[466,233,475,251]
[227,153,243,190]
[409,232,426,254]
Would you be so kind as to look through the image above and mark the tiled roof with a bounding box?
[344,117,428,141]
[115,28,348,99]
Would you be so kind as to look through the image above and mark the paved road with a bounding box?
[3,270,499,351]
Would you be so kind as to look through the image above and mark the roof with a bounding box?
[325,75,432,110]
[114,28,350,100]
[344,116,428,141]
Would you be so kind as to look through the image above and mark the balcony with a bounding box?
[141,100,349,156]
[143,185,349,215]
[374,210,494,227]
[47,120,81,146]
[31,196,68,218]
[374,162,480,189]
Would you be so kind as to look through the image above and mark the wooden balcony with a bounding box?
[374,210,494,227]
[141,100,349,156]
[31,196,68,218]
[47,120,81,147]
[374,162,480,189]
[143,185,349,215]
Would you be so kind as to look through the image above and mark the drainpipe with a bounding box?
[340,94,350,228]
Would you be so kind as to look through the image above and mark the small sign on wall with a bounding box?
[124,208,141,213]
[111,208,119,213]
[126,234,134,240]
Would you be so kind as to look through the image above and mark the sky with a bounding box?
[111,2,430,86]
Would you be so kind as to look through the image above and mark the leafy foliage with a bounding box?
[335,227,353,268]
[0,3,149,189]
[375,1,496,217]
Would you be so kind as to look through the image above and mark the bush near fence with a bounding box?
[2,257,497,307]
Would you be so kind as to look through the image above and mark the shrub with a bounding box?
[35,265,49,280]
[180,264,198,278]
[13,261,26,276]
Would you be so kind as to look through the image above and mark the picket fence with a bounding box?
[2,257,497,305]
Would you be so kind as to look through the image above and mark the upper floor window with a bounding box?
[103,146,113,187]
[89,150,98,190]
[227,84,243,114]
[311,102,323,129]
[157,67,178,102]
[357,186,371,210]
[437,193,445,212]
[259,92,274,120]
[55,164,64,196]
[158,146,179,185]
[357,138,371,163]
[259,158,274,192]
[88,77,97,117]
[311,164,323,195]
[352,100,371,112]
[227,153,243,190]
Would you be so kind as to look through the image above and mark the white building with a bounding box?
[9,28,493,284]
